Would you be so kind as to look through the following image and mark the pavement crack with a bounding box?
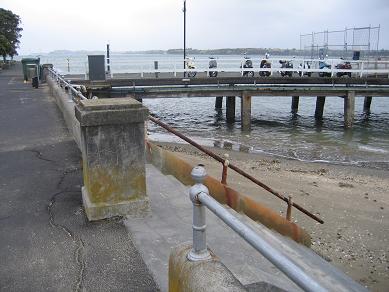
[57,167,81,189]
[26,149,56,163]
[47,189,86,292]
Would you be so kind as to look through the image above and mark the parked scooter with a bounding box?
[318,60,332,77]
[185,57,197,77]
[279,60,293,77]
[259,58,271,77]
[298,61,312,77]
[208,57,218,77]
[241,56,254,77]
[335,60,352,77]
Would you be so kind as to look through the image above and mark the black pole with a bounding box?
[183,0,186,77]
[106,44,110,76]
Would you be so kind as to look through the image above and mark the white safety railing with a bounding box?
[188,164,340,292]
[56,57,389,78]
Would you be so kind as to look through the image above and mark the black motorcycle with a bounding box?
[241,57,254,77]
[259,59,271,77]
[279,60,293,77]
[208,57,218,77]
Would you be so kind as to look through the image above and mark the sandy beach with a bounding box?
[152,140,389,291]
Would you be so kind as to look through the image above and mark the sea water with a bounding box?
[21,52,389,170]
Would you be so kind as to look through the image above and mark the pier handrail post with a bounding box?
[187,165,211,262]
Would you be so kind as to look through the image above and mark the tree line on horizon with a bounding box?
[0,8,22,62]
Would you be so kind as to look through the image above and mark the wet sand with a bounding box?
[152,141,389,291]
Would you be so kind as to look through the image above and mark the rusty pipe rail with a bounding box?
[149,115,324,224]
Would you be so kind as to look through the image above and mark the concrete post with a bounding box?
[314,96,326,120]
[344,91,355,128]
[226,96,236,123]
[363,96,372,113]
[291,96,299,114]
[241,94,252,131]
[75,98,150,221]
[215,96,223,109]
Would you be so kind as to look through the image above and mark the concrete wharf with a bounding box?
[74,76,389,130]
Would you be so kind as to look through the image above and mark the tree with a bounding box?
[0,8,22,61]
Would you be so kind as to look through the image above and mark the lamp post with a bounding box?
[183,0,186,77]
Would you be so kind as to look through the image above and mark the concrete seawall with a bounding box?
[46,76,81,148]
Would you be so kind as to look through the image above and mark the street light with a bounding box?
[183,0,186,77]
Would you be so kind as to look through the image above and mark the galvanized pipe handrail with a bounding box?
[188,165,326,292]
[149,115,324,224]
[47,67,87,101]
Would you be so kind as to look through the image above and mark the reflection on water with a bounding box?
[145,95,389,170]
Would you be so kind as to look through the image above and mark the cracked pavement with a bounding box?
[0,65,158,291]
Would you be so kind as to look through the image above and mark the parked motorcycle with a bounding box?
[208,57,218,77]
[186,57,197,77]
[259,59,271,77]
[298,61,311,77]
[318,60,331,77]
[241,57,254,77]
[335,61,352,77]
[279,60,293,77]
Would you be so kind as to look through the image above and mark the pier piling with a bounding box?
[226,96,236,123]
[291,96,299,114]
[315,96,326,120]
[215,96,223,109]
[363,96,372,113]
[241,94,252,131]
[344,91,355,128]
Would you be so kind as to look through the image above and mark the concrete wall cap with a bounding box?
[79,98,142,111]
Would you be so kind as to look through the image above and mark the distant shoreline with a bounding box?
[24,48,389,57]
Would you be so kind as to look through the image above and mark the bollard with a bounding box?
[187,164,211,261]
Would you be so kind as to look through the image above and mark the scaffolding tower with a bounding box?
[300,25,380,59]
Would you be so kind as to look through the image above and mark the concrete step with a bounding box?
[125,164,366,292]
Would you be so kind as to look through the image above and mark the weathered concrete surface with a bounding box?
[169,243,246,292]
[46,75,81,148]
[75,98,150,221]
[0,64,158,291]
[126,164,367,292]
[126,164,301,292]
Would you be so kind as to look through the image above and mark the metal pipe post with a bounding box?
[187,165,211,262]
[197,191,327,292]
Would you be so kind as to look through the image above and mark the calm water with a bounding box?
[22,52,389,170]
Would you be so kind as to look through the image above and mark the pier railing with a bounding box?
[54,57,389,78]
[188,165,327,291]
[149,115,324,224]
[47,67,88,102]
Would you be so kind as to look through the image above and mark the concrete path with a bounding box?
[125,165,300,292]
[126,164,367,292]
[0,65,158,291]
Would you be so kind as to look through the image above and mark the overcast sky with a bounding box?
[2,0,389,55]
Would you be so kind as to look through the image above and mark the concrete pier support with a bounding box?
[226,96,236,123]
[314,96,326,120]
[344,91,355,128]
[291,96,299,114]
[215,96,223,109]
[363,96,372,113]
[241,94,252,131]
[75,98,150,220]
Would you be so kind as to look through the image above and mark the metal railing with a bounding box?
[149,115,323,224]
[188,165,326,292]
[47,67,88,102]
[54,57,389,78]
